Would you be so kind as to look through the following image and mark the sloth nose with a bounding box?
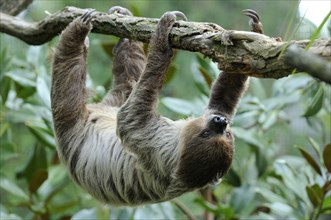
[209,115,228,134]
[213,116,228,126]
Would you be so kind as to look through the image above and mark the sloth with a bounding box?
[51,7,263,205]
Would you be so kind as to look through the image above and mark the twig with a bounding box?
[200,187,216,220]
[172,199,197,220]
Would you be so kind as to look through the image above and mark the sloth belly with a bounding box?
[64,104,173,205]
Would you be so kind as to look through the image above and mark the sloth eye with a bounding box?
[200,130,211,138]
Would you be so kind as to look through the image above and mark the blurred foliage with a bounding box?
[0,0,331,219]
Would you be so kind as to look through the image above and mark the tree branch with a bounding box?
[0,0,33,15]
[284,45,331,84]
[0,6,330,79]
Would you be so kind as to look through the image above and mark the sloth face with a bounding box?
[177,115,234,188]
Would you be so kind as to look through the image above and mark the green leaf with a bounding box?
[198,66,213,87]
[24,104,52,122]
[303,85,324,117]
[308,137,322,158]
[273,160,308,200]
[282,0,300,42]
[261,110,278,130]
[38,165,70,203]
[231,127,263,148]
[30,199,47,214]
[3,107,38,124]
[230,184,256,215]
[306,184,323,208]
[4,70,36,87]
[224,168,241,187]
[16,144,48,193]
[306,11,331,50]
[217,204,235,219]
[109,206,136,220]
[273,74,312,95]
[26,123,55,149]
[195,197,235,219]
[93,85,106,103]
[194,197,220,217]
[29,170,48,194]
[269,202,293,217]
[0,178,29,201]
[196,55,218,78]
[298,147,322,175]
[14,82,36,99]
[253,146,268,177]
[72,208,97,220]
[255,186,288,204]
[0,122,9,137]
[49,200,80,214]
[27,46,43,67]
[161,97,204,116]
[249,78,267,100]
[134,202,175,220]
[0,211,23,220]
[278,0,301,58]
[0,47,10,74]
[0,141,17,162]
[191,65,210,96]
[322,195,331,214]
[323,143,331,173]
[233,110,260,128]
[0,76,11,104]
[36,69,51,109]
[193,80,209,96]
[164,64,177,85]
[191,55,217,96]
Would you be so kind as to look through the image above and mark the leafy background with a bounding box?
[0,0,330,219]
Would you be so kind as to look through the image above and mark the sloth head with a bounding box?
[177,115,234,188]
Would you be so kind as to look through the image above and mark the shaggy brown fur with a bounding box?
[51,7,263,205]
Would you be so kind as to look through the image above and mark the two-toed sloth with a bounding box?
[51,7,263,205]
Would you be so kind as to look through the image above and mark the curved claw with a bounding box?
[242,9,260,22]
[81,9,97,23]
[170,11,188,21]
[242,9,263,34]
[108,6,133,16]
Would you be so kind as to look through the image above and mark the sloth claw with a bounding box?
[108,6,133,16]
[159,10,187,31]
[153,11,187,54]
[242,9,263,34]
[169,11,188,21]
[81,9,97,24]
[162,11,188,23]
[242,9,260,23]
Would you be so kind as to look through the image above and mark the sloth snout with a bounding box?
[213,116,228,125]
[208,115,228,134]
